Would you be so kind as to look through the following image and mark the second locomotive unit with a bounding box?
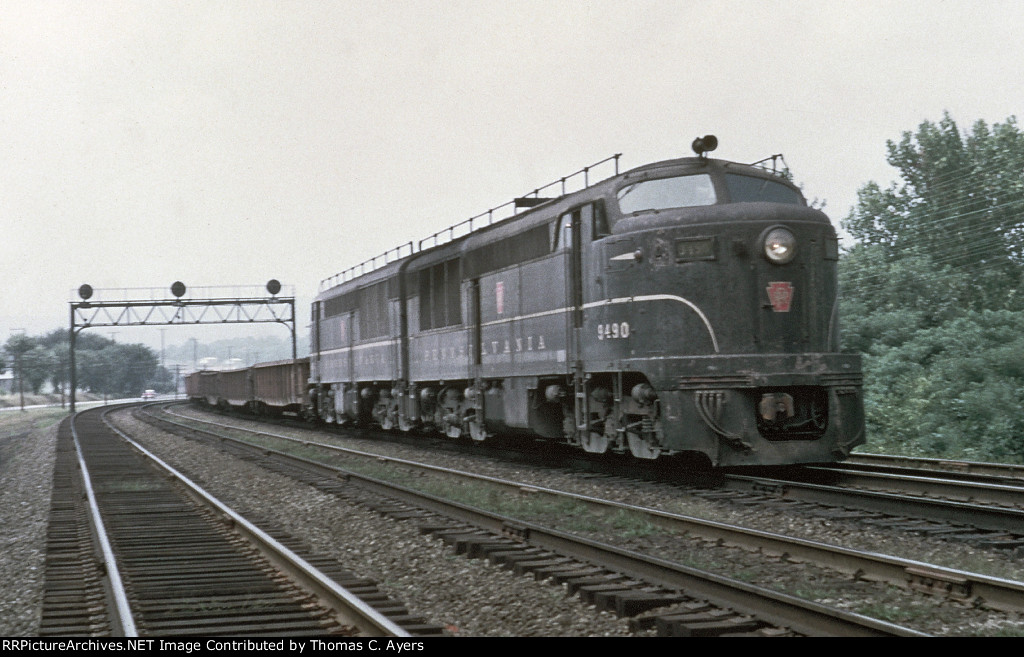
[309,137,864,466]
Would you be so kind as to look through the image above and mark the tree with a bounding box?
[112,343,159,396]
[21,345,54,394]
[843,112,1024,311]
[3,328,161,399]
[839,244,971,354]
[858,311,1024,460]
[840,113,1024,462]
[47,343,70,402]
[3,333,35,406]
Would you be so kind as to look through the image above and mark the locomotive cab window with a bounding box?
[616,174,716,214]
[724,174,804,205]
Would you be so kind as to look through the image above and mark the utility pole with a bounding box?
[18,350,24,411]
[160,328,167,391]
[10,329,26,412]
[58,346,66,409]
[106,332,117,404]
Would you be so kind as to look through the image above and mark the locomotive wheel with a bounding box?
[468,415,489,442]
[377,398,399,431]
[439,388,463,439]
[444,420,462,439]
[579,431,609,454]
[626,430,661,459]
[398,414,417,432]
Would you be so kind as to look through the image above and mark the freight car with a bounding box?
[303,139,864,466]
[184,370,222,408]
[250,358,310,416]
[186,358,309,417]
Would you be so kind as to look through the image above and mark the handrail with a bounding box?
[319,153,622,291]
[747,153,791,178]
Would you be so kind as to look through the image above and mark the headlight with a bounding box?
[763,227,797,264]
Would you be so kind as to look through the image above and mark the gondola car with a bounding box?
[187,358,309,417]
[251,358,310,417]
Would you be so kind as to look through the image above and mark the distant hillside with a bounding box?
[163,334,309,371]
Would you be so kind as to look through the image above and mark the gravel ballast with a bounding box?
[162,407,1024,636]
[6,404,1024,636]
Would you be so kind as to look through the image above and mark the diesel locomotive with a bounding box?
[295,137,865,467]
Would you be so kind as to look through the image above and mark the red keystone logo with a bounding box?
[766,282,794,312]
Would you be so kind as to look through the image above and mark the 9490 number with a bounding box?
[597,322,630,340]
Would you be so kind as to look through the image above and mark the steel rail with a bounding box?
[70,410,138,637]
[153,404,1024,614]
[722,472,1024,535]
[98,407,411,638]
[787,465,1024,509]
[846,452,1024,481]
[148,405,926,636]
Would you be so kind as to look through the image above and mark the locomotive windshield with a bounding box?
[724,174,804,205]
[616,174,716,214]
[616,172,805,213]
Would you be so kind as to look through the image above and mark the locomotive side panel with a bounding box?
[409,327,470,382]
[348,282,401,385]
[406,254,467,384]
[473,255,571,433]
[316,309,351,384]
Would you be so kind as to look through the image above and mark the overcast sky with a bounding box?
[2,0,1021,350]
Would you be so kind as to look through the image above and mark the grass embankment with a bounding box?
[0,392,104,410]
[0,406,69,438]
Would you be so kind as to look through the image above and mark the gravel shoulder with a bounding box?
[0,420,59,636]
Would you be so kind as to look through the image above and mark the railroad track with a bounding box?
[136,403,927,637]
[169,402,1024,553]
[844,452,1024,483]
[715,470,1024,551]
[737,459,1024,511]
[39,406,440,637]
[151,403,1024,617]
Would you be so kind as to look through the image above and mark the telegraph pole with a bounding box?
[10,329,26,412]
